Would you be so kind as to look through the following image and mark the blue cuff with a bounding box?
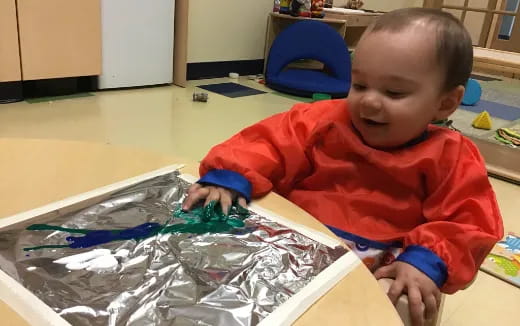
[327,225,402,250]
[198,169,252,202]
[396,245,448,288]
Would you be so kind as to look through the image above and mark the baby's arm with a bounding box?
[377,136,503,325]
[399,137,503,293]
[184,102,329,210]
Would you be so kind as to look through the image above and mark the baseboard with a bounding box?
[0,81,23,104]
[1,77,99,103]
[187,59,264,80]
[23,76,98,99]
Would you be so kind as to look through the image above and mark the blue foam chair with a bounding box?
[265,20,351,98]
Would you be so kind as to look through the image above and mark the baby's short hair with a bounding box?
[367,8,473,92]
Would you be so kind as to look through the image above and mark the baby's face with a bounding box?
[348,28,446,149]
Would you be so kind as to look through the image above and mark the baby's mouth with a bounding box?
[362,118,388,126]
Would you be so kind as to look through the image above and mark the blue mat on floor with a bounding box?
[197,83,266,98]
[460,100,520,121]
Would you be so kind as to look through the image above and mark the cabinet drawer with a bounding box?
[17,0,101,80]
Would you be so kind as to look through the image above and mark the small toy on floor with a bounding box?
[495,128,520,146]
[472,111,492,130]
[312,93,331,101]
[193,92,208,102]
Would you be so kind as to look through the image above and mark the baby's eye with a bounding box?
[352,83,367,91]
[386,90,407,99]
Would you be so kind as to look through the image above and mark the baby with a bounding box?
[184,8,503,326]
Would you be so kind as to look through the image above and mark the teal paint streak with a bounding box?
[23,244,71,251]
[24,201,249,251]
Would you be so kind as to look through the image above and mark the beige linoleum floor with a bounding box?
[1,77,519,325]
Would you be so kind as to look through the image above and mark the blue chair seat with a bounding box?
[268,69,349,98]
[265,20,351,98]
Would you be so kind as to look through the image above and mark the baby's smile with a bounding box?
[361,118,388,126]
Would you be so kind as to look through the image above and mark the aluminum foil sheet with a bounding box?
[0,172,347,326]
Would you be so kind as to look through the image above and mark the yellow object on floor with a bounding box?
[472,111,492,130]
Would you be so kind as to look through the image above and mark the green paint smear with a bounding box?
[23,201,250,251]
[24,245,71,251]
[166,201,247,234]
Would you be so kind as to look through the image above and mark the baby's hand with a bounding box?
[374,261,441,326]
[182,184,247,215]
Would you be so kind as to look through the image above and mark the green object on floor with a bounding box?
[25,93,94,104]
[312,93,332,102]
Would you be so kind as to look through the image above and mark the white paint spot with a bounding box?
[86,255,118,272]
[54,248,119,273]
[65,261,92,270]
[54,249,111,265]
[114,249,130,258]
[26,266,37,271]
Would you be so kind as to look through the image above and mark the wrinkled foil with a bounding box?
[0,172,347,326]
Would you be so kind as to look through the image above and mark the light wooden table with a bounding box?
[0,138,402,326]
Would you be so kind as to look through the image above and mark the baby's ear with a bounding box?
[434,85,465,120]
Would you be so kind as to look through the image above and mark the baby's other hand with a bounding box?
[374,261,441,326]
[182,183,247,215]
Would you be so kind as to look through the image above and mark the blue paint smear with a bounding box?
[24,202,251,251]
[65,223,163,248]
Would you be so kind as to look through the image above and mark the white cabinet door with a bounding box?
[99,0,174,89]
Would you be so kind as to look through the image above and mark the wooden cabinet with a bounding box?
[17,0,101,80]
[0,0,22,82]
[0,0,101,82]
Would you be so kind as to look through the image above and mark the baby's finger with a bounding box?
[218,188,233,215]
[408,286,425,326]
[423,294,438,322]
[374,263,396,280]
[182,187,210,210]
[386,279,405,305]
[204,187,221,207]
[237,197,248,209]
[187,183,202,194]
[434,289,442,308]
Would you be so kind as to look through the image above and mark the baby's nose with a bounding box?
[360,92,383,115]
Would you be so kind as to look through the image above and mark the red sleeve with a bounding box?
[403,136,503,293]
[199,102,329,198]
